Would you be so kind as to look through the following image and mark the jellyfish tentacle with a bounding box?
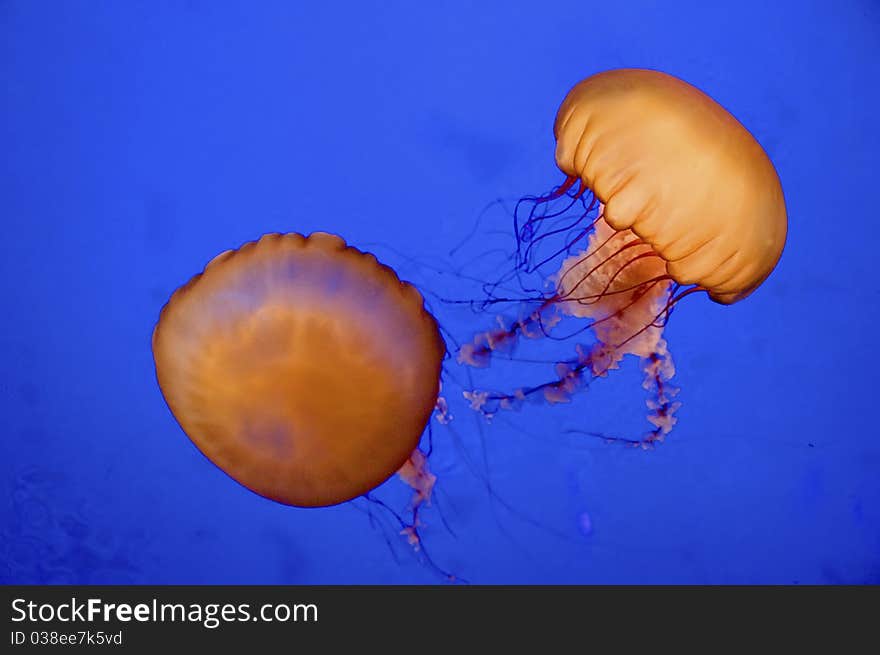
[550,175,578,199]
[363,490,461,584]
[456,188,692,443]
[641,342,681,445]
[457,299,562,367]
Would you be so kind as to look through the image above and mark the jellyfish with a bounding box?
[152,232,445,514]
[458,68,787,445]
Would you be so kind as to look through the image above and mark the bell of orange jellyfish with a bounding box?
[554,68,787,305]
[458,68,787,445]
[153,232,446,507]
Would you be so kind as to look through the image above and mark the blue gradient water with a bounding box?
[2,1,877,584]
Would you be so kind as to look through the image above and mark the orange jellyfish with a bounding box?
[152,232,445,510]
[458,68,787,445]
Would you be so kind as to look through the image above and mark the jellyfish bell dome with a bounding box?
[152,232,445,508]
[553,68,788,304]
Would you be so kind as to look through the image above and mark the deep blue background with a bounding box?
[2,1,878,584]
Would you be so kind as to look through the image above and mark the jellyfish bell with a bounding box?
[554,68,787,304]
[152,232,446,508]
[457,68,787,444]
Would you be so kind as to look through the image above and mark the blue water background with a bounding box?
[2,1,878,583]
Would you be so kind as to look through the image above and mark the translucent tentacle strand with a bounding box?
[455,182,701,444]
